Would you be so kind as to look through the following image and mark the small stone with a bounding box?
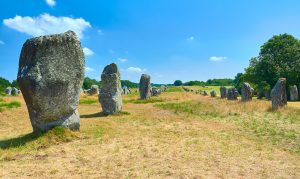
[210,91,217,97]
[271,78,287,109]
[11,87,19,96]
[151,87,161,96]
[87,85,99,95]
[5,87,12,95]
[227,88,238,100]
[139,74,151,99]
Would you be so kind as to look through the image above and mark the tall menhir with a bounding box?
[17,31,85,133]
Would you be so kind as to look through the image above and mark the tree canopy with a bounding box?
[174,80,183,86]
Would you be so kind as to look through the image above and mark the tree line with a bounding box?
[174,79,234,87]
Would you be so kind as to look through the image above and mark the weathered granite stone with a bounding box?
[151,87,161,96]
[220,86,227,98]
[139,74,151,99]
[122,86,129,95]
[87,85,99,95]
[271,78,287,109]
[203,91,208,96]
[99,63,122,115]
[210,91,217,97]
[290,85,298,101]
[241,82,252,102]
[17,31,84,132]
[5,87,12,95]
[227,88,238,100]
[11,87,19,96]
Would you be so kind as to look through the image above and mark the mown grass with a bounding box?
[124,97,164,104]
[79,98,98,105]
[0,99,21,112]
[165,86,183,92]
[156,100,300,155]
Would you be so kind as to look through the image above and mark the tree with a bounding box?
[0,77,11,93]
[174,80,183,86]
[82,77,100,89]
[121,80,138,88]
[244,34,300,90]
[11,80,19,88]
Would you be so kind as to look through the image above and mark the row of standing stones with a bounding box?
[185,78,291,110]
[4,87,21,95]
[15,30,165,133]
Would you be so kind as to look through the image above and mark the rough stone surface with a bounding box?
[5,87,12,95]
[17,31,85,132]
[122,86,130,95]
[203,91,208,96]
[227,88,238,100]
[210,91,217,97]
[220,86,227,98]
[271,78,287,109]
[290,85,298,101]
[241,82,253,102]
[11,87,19,95]
[151,87,161,96]
[87,85,99,95]
[139,74,151,99]
[99,63,122,115]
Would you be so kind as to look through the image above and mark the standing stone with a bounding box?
[210,91,217,97]
[271,78,287,109]
[139,74,151,99]
[227,88,238,100]
[220,86,227,98]
[99,63,122,115]
[241,82,253,102]
[5,87,12,95]
[290,85,298,101]
[203,91,208,96]
[122,86,129,95]
[11,87,19,96]
[87,85,99,95]
[17,31,84,132]
[151,87,161,96]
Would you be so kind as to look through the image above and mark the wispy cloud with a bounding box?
[118,58,128,63]
[187,36,195,41]
[108,49,115,54]
[3,13,91,38]
[85,67,95,72]
[0,40,4,45]
[83,47,94,56]
[97,29,103,35]
[126,67,147,74]
[45,0,56,7]
[209,56,227,62]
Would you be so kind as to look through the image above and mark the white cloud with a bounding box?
[0,40,4,45]
[126,67,147,74]
[187,36,195,41]
[97,29,103,35]
[209,56,227,62]
[45,0,56,7]
[83,47,94,56]
[118,58,128,63]
[3,13,91,38]
[85,67,95,72]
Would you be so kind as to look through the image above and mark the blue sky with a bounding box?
[1,0,300,84]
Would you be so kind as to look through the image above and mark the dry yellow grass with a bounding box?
[0,90,300,178]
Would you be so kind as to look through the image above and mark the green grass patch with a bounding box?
[156,101,300,155]
[0,101,21,112]
[165,86,183,92]
[79,98,98,105]
[124,97,164,104]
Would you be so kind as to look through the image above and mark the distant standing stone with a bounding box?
[151,87,161,96]
[99,63,122,115]
[17,31,85,132]
[11,87,19,95]
[5,87,12,95]
[122,86,129,95]
[87,85,99,95]
[139,74,151,99]
[210,91,217,97]
[241,83,253,102]
[220,86,227,98]
[271,78,287,109]
[290,85,298,101]
[203,91,208,96]
[227,88,238,100]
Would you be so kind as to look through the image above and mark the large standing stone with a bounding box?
[241,82,253,102]
[87,85,99,95]
[17,31,85,132]
[139,74,151,99]
[227,88,238,100]
[290,85,298,101]
[99,63,122,115]
[220,86,227,98]
[5,87,12,95]
[271,78,287,109]
[210,91,217,97]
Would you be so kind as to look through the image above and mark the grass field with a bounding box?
[0,87,300,178]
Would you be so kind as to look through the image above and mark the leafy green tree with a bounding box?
[82,77,100,89]
[174,80,183,86]
[121,80,138,88]
[11,80,19,88]
[0,77,11,93]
